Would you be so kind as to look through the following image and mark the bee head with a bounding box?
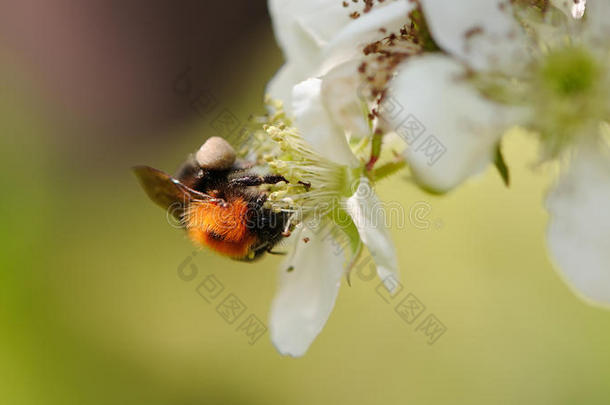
[195,136,236,170]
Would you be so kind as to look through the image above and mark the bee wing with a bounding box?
[132,165,211,218]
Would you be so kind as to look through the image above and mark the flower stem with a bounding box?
[372,158,407,181]
[366,130,383,171]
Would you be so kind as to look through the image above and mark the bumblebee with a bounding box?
[133,137,290,261]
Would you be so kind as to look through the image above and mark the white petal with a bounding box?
[551,0,586,18]
[267,63,303,114]
[269,224,346,357]
[268,0,352,68]
[384,55,524,192]
[419,0,530,71]
[584,0,610,40]
[321,60,370,139]
[269,1,409,112]
[345,177,399,291]
[319,0,413,74]
[292,78,359,167]
[546,141,610,308]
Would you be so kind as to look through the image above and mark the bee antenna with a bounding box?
[173,180,215,201]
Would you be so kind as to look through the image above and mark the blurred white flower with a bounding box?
[262,79,399,357]
[382,0,536,192]
[380,0,610,307]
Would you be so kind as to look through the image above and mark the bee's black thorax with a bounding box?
[176,159,289,259]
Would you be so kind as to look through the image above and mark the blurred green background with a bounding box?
[1,1,609,404]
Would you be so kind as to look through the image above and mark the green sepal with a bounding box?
[494,143,510,187]
[330,205,363,286]
[330,205,361,257]
[372,160,407,182]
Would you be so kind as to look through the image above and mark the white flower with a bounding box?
[382,0,536,192]
[268,0,415,138]
[386,54,525,192]
[261,78,399,357]
[546,137,610,307]
[264,1,416,355]
[380,0,610,306]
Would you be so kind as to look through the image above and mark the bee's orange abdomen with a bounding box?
[185,197,257,258]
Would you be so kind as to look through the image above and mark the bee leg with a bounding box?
[229,176,264,187]
[229,175,288,187]
[262,175,288,185]
[267,248,287,256]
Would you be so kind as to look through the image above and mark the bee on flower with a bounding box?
[136,80,401,357]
